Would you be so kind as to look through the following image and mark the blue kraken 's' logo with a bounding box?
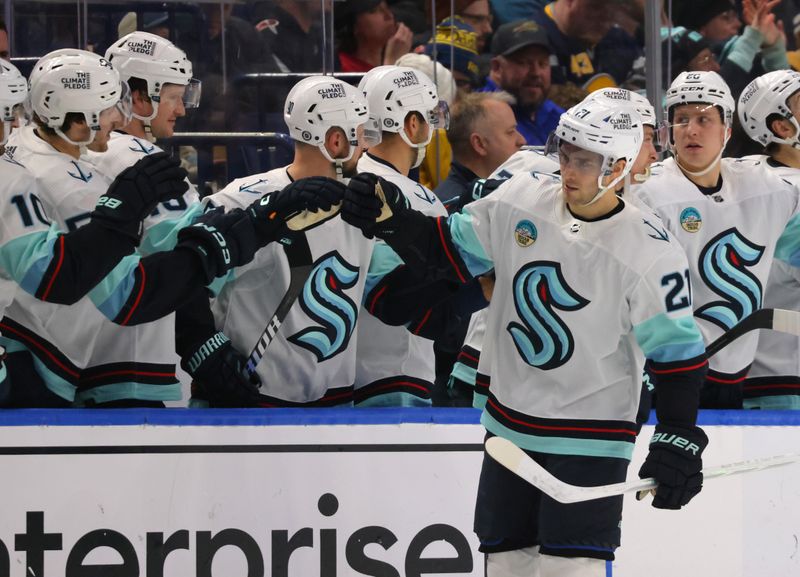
[507,261,590,370]
[695,228,764,331]
[129,138,156,154]
[288,252,360,362]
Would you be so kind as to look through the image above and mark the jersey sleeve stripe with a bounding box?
[447,212,494,278]
[412,308,433,335]
[436,217,468,283]
[119,262,147,326]
[38,235,66,302]
[634,313,706,363]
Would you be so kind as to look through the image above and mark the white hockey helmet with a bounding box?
[584,87,666,154]
[284,75,372,165]
[29,49,133,146]
[358,65,449,150]
[665,71,735,127]
[105,31,201,121]
[0,59,28,145]
[548,98,644,204]
[738,69,800,148]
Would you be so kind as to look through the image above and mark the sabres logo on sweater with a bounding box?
[695,228,764,331]
[507,261,590,370]
[289,252,359,362]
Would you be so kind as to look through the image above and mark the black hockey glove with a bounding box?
[638,423,708,509]
[176,207,259,283]
[90,152,189,243]
[247,176,346,245]
[455,178,505,211]
[182,332,262,407]
[341,173,414,239]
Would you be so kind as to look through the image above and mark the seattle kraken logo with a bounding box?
[695,228,764,331]
[129,138,155,154]
[67,160,93,183]
[507,261,590,370]
[288,252,359,362]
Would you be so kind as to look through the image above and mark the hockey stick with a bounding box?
[243,235,314,378]
[485,436,800,504]
[704,308,800,358]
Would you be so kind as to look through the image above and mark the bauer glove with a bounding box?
[638,423,708,509]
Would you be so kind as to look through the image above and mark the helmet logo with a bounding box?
[61,73,91,90]
[317,84,345,99]
[125,38,157,56]
[392,70,419,88]
[607,112,632,130]
[739,83,758,104]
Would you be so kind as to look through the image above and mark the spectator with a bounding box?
[0,20,9,59]
[664,27,722,80]
[251,0,328,72]
[335,0,413,72]
[423,17,481,91]
[480,20,563,146]
[116,12,171,40]
[532,0,642,90]
[426,0,493,52]
[673,0,742,43]
[436,91,524,209]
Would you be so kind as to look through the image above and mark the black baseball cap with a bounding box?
[491,20,551,57]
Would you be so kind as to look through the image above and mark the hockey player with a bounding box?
[196,75,374,406]
[353,64,460,406]
[737,69,800,409]
[342,98,708,576]
[0,59,193,397]
[2,49,337,406]
[450,87,663,406]
[634,71,800,409]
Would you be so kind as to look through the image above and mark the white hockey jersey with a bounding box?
[741,156,800,409]
[354,153,448,406]
[444,171,704,459]
[634,157,800,383]
[78,132,203,405]
[1,127,184,402]
[449,151,560,396]
[207,167,374,405]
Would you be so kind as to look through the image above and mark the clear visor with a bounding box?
[362,117,383,148]
[115,80,134,125]
[650,120,669,153]
[427,101,450,130]
[154,79,202,110]
[545,133,605,176]
[669,103,726,131]
[357,121,381,149]
[3,102,27,124]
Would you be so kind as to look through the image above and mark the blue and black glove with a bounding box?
[91,152,189,243]
[638,423,708,509]
[341,172,413,239]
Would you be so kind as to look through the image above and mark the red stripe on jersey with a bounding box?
[0,322,79,379]
[120,262,146,326]
[413,309,432,335]
[81,369,176,383]
[437,217,466,283]
[744,384,800,391]
[487,398,638,436]
[649,359,708,375]
[368,284,389,315]
[41,235,66,301]
[706,372,746,384]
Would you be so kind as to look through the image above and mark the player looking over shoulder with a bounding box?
[737,69,800,409]
[634,71,800,409]
[342,95,709,576]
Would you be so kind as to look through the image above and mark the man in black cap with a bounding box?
[478,20,563,145]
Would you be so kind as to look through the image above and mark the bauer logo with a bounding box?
[126,38,156,56]
[514,219,537,247]
[61,72,90,90]
[679,207,702,233]
[393,70,420,88]
[318,84,345,99]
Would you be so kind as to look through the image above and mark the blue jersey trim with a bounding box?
[0,408,797,427]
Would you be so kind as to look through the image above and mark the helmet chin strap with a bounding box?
[583,168,627,207]
[672,124,730,179]
[774,116,800,149]
[55,126,96,148]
